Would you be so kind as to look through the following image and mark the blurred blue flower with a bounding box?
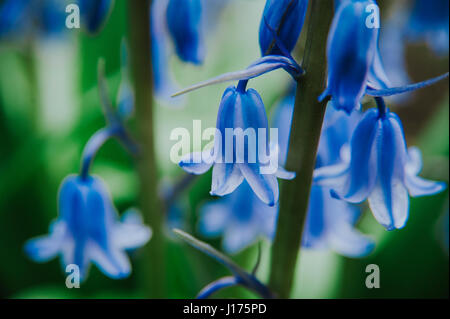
[78,0,114,34]
[198,92,374,256]
[406,0,449,55]
[0,0,114,41]
[258,0,308,56]
[315,107,447,230]
[180,81,294,206]
[0,0,67,40]
[166,0,204,64]
[319,0,390,114]
[0,0,31,39]
[302,184,374,257]
[199,181,277,253]
[25,175,152,280]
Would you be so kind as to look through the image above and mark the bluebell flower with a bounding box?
[199,181,277,253]
[0,0,31,39]
[78,0,114,34]
[314,107,447,230]
[0,0,113,41]
[319,0,390,113]
[179,81,294,206]
[166,0,204,64]
[302,184,374,257]
[0,0,67,40]
[25,175,152,280]
[258,0,309,56]
[198,93,374,256]
[406,0,449,55]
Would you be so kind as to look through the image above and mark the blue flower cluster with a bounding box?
[174,0,447,258]
[24,47,152,280]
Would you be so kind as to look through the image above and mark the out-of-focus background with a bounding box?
[0,0,448,298]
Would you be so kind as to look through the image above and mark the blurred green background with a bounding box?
[0,0,448,299]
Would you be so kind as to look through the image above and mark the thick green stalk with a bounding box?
[127,0,166,298]
[268,0,333,298]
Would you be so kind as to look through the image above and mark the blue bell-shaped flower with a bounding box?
[197,93,373,257]
[78,0,114,34]
[0,0,30,39]
[179,81,294,206]
[25,175,152,280]
[407,0,449,55]
[302,184,374,257]
[166,0,204,64]
[314,107,446,230]
[320,0,387,113]
[258,0,309,56]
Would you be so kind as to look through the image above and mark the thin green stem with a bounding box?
[127,0,166,298]
[268,0,333,299]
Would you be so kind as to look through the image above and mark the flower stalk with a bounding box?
[127,0,166,298]
[268,0,333,298]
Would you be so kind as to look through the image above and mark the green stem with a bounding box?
[268,0,333,299]
[127,0,166,298]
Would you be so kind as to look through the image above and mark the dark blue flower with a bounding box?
[25,175,152,280]
[0,0,31,39]
[319,0,389,113]
[315,107,446,230]
[258,0,309,56]
[179,81,294,206]
[407,0,449,55]
[78,0,114,34]
[166,0,204,64]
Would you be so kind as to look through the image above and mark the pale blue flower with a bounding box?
[315,107,446,230]
[25,175,151,280]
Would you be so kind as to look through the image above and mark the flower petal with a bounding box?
[328,225,375,257]
[88,241,131,279]
[367,114,409,230]
[368,182,409,230]
[238,163,279,206]
[210,163,244,196]
[405,175,446,197]
[24,221,66,262]
[179,149,214,175]
[322,109,380,203]
[113,210,152,250]
[198,202,230,237]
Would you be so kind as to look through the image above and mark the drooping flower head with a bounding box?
[303,104,374,257]
[320,0,389,113]
[166,0,204,64]
[180,81,294,206]
[25,175,151,280]
[25,50,149,280]
[315,104,446,230]
[197,93,374,257]
[258,0,309,56]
